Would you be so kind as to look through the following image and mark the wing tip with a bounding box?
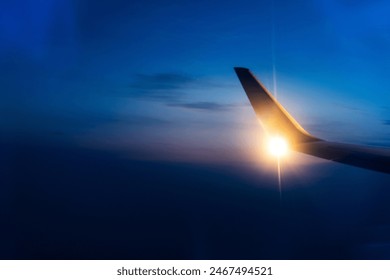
[234,67,250,73]
[234,66,320,144]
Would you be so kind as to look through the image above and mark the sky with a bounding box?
[1,0,390,259]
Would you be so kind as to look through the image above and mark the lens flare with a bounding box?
[267,136,289,157]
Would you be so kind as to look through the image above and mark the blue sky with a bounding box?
[1,0,390,163]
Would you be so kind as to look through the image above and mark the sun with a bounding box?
[267,136,289,158]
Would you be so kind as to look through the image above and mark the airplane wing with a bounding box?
[234,67,390,174]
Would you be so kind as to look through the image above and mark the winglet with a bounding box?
[234,67,320,145]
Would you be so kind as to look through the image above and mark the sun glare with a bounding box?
[267,136,289,158]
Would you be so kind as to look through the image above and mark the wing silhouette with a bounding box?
[234,67,390,174]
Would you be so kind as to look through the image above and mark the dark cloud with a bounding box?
[333,102,364,112]
[124,71,240,112]
[167,101,233,111]
[363,141,390,148]
[128,73,195,101]
[131,73,194,90]
[113,115,172,126]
